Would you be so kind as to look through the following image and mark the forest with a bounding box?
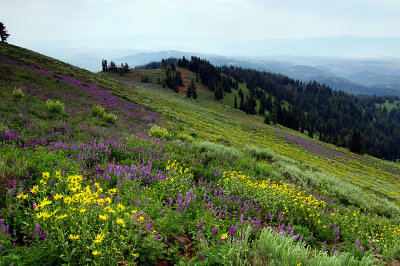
[138,56,400,161]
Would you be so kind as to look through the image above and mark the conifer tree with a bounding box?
[234,95,237,109]
[0,22,10,42]
[350,129,364,154]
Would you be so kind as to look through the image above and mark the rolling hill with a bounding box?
[1,43,400,265]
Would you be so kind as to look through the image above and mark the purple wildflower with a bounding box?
[35,224,40,236]
[201,253,205,261]
[212,227,217,238]
[199,219,204,234]
[154,234,161,241]
[161,210,166,217]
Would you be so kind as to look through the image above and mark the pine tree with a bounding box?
[0,22,10,42]
[234,96,238,109]
[350,129,364,154]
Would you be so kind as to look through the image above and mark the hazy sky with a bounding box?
[2,0,400,42]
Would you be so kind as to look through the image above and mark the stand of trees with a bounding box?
[101,59,129,76]
[163,66,182,93]
[137,56,400,161]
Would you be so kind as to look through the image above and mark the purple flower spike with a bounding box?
[35,224,40,236]
[199,219,204,234]
[212,227,217,238]
[370,239,374,248]
[154,234,161,241]
[201,253,205,261]
[356,239,360,248]
[359,246,365,252]
[161,210,166,217]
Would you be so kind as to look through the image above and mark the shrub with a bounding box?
[103,112,117,124]
[245,146,275,161]
[91,105,117,123]
[91,104,105,117]
[191,140,241,164]
[45,99,65,113]
[149,125,173,140]
[12,87,24,99]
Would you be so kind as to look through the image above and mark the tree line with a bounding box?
[138,56,400,161]
[101,59,130,76]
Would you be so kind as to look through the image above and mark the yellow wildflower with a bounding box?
[137,216,144,223]
[42,172,50,179]
[31,185,39,194]
[54,194,63,200]
[94,233,105,244]
[221,233,228,240]
[116,217,126,227]
[56,214,68,220]
[17,193,28,200]
[99,214,109,220]
[108,188,117,195]
[69,234,80,240]
[79,208,86,213]
[92,250,101,256]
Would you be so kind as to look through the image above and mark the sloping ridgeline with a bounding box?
[139,57,400,161]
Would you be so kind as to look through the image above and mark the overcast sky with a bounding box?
[2,0,400,42]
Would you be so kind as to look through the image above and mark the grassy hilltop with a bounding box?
[0,43,400,265]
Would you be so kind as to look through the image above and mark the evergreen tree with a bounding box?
[0,22,10,42]
[264,113,271,125]
[234,96,238,109]
[350,129,364,154]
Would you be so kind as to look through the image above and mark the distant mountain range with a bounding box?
[14,35,400,96]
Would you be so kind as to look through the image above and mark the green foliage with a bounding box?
[91,104,117,124]
[103,112,117,124]
[245,145,275,161]
[90,104,105,117]
[12,87,24,99]
[149,125,173,140]
[191,140,241,164]
[45,99,65,113]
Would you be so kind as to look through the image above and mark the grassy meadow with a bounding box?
[0,43,399,265]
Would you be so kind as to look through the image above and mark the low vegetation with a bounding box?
[0,43,399,265]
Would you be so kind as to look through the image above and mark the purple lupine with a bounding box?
[35,224,40,236]
[201,253,205,261]
[163,237,167,243]
[370,239,374,248]
[199,219,204,234]
[356,239,360,248]
[278,212,284,221]
[294,234,300,242]
[359,246,365,252]
[161,210,166,217]
[169,198,173,207]
[40,230,47,240]
[154,234,161,241]
[146,223,151,230]
[212,227,217,239]
[309,233,313,239]
[374,248,379,254]
[139,230,142,235]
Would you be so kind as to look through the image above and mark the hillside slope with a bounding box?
[0,43,399,265]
